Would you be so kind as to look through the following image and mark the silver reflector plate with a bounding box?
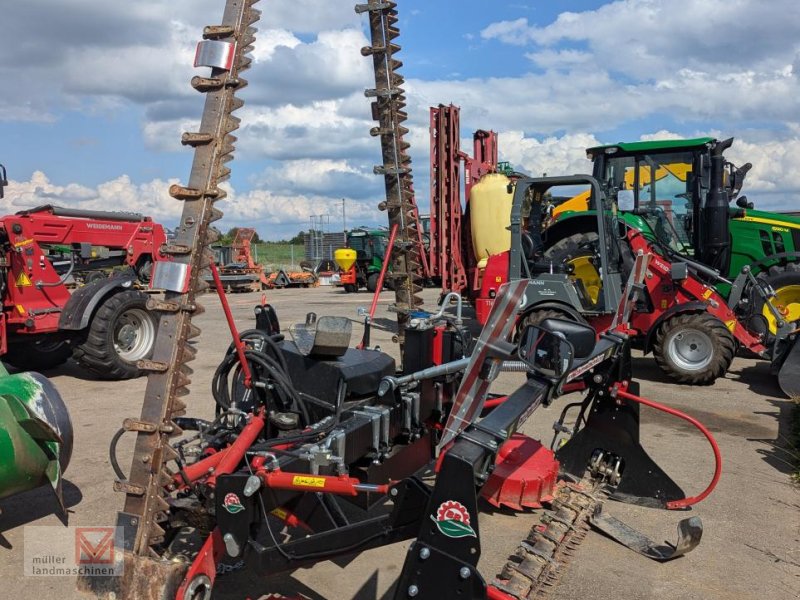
[150,262,191,293]
[194,40,236,70]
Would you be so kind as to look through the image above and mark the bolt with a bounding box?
[419,547,430,560]
[459,567,471,579]
[408,585,419,597]
[390,487,399,497]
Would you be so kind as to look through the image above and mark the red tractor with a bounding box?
[0,164,169,379]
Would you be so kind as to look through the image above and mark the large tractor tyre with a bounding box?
[652,313,735,385]
[343,283,358,293]
[74,290,158,380]
[543,232,603,307]
[366,273,380,293]
[754,263,800,337]
[4,339,73,372]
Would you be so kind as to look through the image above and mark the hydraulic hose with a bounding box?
[616,388,721,509]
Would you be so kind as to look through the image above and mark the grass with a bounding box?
[250,243,305,271]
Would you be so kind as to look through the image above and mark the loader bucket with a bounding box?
[0,366,73,513]
[777,335,800,397]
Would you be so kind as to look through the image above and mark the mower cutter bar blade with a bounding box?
[589,505,702,561]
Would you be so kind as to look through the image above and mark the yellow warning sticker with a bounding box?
[270,508,289,520]
[13,238,33,248]
[725,320,737,332]
[15,304,26,316]
[292,475,326,488]
[15,272,32,287]
[702,288,713,300]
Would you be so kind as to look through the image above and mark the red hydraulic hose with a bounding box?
[367,223,399,319]
[357,223,399,350]
[210,261,253,388]
[487,585,516,600]
[483,395,508,409]
[616,388,722,510]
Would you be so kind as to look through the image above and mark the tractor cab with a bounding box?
[587,137,751,275]
[348,228,388,262]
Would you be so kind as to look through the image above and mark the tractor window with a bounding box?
[605,151,695,254]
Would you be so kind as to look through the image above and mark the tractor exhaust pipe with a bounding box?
[702,138,734,271]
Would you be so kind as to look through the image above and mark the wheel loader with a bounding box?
[0,164,168,379]
[541,137,800,385]
[475,140,800,395]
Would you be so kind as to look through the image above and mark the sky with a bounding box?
[1,0,799,240]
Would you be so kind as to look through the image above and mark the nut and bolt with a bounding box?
[407,584,419,597]
[459,567,471,580]
[419,547,430,560]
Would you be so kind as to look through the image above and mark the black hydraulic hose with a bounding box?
[109,427,127,480]
[212,336,310,427]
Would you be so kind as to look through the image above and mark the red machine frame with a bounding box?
[1,205,168,353]
[428,104,498,297]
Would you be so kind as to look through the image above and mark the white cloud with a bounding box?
[483,1,800,77]
[498,131,598,177]
[254,158,380,199]
[3,170,383,240]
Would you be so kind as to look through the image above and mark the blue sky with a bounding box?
[1,0,798,239]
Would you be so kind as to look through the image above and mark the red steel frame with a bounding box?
[428,104,498,297]
[1,207,168,347]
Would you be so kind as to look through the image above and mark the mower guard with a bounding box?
[555,385,686,508]
[590,505,703,561]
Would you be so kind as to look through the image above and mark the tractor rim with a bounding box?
[667,329,713,371]
[763,284,800,334]
[568,255,602,305]
[114,308,156,362]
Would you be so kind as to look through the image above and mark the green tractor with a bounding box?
[335,227,390,293]
[537,137,800,384]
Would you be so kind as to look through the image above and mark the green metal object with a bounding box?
[0,363,72,512]
[348,228,390,276]
[557,137,800,288]
[586,137,715,157]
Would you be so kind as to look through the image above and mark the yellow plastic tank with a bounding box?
[334,248,357,271]
[469,173,513,267]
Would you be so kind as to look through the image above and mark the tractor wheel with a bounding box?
[366,273,380,293]
[544,232,602,307]
[343,283,357,293]
[74,290,158,380]
[652,313,735,385]
[754,263,800,337]
[4,338,73,371]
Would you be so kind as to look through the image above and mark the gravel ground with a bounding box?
[0,285,798,600]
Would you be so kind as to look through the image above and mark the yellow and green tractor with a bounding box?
[545,136,800,343]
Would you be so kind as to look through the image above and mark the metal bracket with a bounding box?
[354,2,392,14]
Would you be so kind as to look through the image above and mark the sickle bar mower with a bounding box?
[90,278,721,600]
[82,3,723,599]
